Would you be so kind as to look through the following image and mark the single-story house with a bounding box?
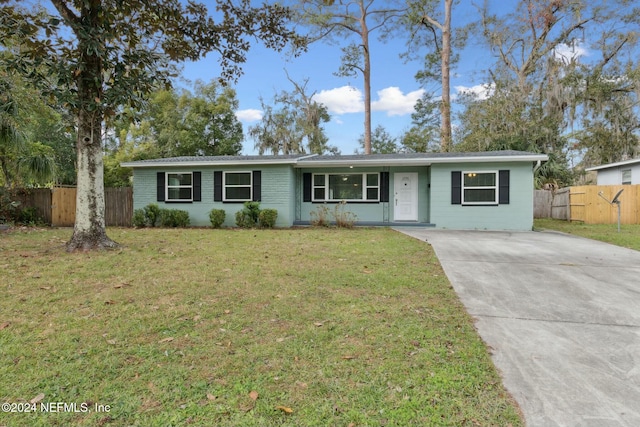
[586,158,640,185]
[121,150,548,230]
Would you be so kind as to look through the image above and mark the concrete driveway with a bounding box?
[395,229,640,427]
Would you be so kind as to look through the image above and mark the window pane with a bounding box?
[622,169,631,184]
[168,173,191,186]
[366,173,379,186]
[329,174,363,200]
[464,189,496,203]
[314,188,325,200]
[366,187,378,200]
[464,172,495,187]
[226,173,251,186]
[313,174,325,186]
[226,187,251,200]
[168,187,192,200]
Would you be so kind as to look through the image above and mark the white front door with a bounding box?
[394,172,419,221]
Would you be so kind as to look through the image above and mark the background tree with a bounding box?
[454,0,639,186]
[404,0,455,151]
[104,80,244,186]
[249,75,334,155]
[297,0,404,154]
[0,0,304,251]
[356,124,399,154]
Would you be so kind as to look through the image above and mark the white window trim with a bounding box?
[312,172,380,202]
[223,171,253,202]
[166,171,193,202]
[461,170,498,205]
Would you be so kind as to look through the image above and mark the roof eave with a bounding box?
[294,154,548,168]
[120,158,303,168]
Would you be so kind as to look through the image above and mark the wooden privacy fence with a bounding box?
[535,185,640,224]
[14,187,132,227]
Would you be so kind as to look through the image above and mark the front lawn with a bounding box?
[534,219,640,251]
[0,227,521,426]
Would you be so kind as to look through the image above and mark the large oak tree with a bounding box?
[0,0,303,251]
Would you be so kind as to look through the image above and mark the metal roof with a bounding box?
[585,158,640,171]
[121,150,548,168]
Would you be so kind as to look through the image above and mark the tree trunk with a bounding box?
[440,0,453,152]
[65,1,118,252]
[361,12,372,155]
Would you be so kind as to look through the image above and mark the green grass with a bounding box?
[0,227,522,427]
[534,219,640,251]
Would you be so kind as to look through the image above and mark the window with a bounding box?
[312,173,379,202]
[166,172,193,201]
[462,171,498,204]
[622,169,632,185]
[224,171,252,201]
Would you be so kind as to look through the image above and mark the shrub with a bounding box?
[333,201,357,228]
[159,209,190,227]
[310,205,331,227]
[258,208,278,228]
[143,203,162,227]
[132,209,146,228]
[209,209,226,228]
[134,204,189,228]
[18,207,41,226]
[235,201,261,228]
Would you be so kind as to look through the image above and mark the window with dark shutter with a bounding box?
[252,171,261,201]
[451,171,462,204]
[157,172,165,202]
[303,173,312,202]
[499,170,510,204]
[193,172,201,202]
[214,171,222,201]
[380,172,390,202]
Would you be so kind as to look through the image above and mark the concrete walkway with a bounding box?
[394,228,640,427]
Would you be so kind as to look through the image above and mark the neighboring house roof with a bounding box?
[585,158,640,171]
[121,150,548,168]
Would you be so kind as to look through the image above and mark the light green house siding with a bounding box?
[132,164,295,227]
[296,166,431,224]
[430,162,536,230]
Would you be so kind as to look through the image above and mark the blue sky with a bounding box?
[177,2,499,155]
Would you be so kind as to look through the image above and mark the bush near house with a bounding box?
[133,203,190,228]
[209,208,226,228]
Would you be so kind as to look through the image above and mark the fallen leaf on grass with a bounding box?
[276,405,293,414]
[341,355,357,360]
[113,283,131,289]
[104,300,116,305]
[0,322,9,330]
[39,286,51,290]
[206,393,217,401]
[158,337,174,343]
[106,339,117,345]
[249,390,259,401]
[314,322,324,327]
[30,393,45,404]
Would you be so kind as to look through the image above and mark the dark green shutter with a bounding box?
[157,172,165,202]
[252,171,261,201]
[451,171,462,205]
[380,172,390,202]
[303,173,312,202]
[499,170,510,204]
[214,171,222,201]
[193,172,201,202]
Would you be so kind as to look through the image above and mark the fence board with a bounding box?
[105,187,133,227]
[570,185,639,224]
[52,187,76,226]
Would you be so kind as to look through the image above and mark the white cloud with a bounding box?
[313,85,423,116]
[554,41,588,63]
[371,87,424,116]
[235,109,263,122]
[455,83,495,100]
[313,86,364,115]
